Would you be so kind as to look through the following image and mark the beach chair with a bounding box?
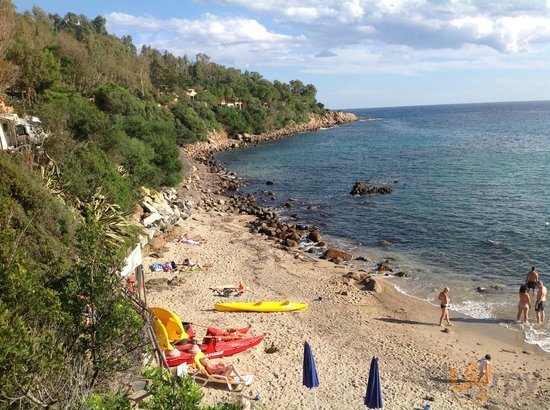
[210,282,245,297]
[190,352,254,391]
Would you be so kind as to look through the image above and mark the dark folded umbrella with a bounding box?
[303,341,319,409]
[365,356,383,409]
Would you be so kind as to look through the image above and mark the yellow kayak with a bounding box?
[214,301,308,312]
[150,307,188,342]
[153,317,173,351]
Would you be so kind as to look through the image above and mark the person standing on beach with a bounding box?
[517,284,531,323]
[526,267,539,293]
[535,280,547,325]
[438,287,452,326]
[477,354,492,383]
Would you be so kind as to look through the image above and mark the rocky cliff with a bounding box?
[184,111,358,158]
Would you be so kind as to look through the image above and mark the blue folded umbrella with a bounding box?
[365,356,383,409]
[303,341,319,409]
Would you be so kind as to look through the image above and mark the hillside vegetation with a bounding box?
[2,1,325,207]
[0,0,327,408]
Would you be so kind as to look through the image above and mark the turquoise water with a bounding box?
[216,101,550,351]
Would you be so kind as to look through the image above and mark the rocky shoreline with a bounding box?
[133,111,550,409]
[133,109,408,291]
[184,110,359,159]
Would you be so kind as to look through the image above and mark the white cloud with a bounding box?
[105,1,550,80]
[209,0,550,52]
[284,6,336,22]
[106,12,303,67]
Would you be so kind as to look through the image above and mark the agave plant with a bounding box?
[78,188,133,246]
[116,164,129,178]
[40,165,66,204]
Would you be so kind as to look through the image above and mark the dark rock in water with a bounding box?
[379,239,392,246]
[394,271,408,277]
[284,202,293,208]
[307,204,321,211]
[308,231,322,243]
[355,256,369,261]
[323,248,353,262]
[350,181,394,196]
[290,213,298,219]
[377,262,393,273]
[266,180,274,185]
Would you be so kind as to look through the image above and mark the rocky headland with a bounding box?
[185,111,359,159]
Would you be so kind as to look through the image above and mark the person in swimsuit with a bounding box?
[181,258,203,271]
[526,267,539,293]
[517,284,531,323]
[198,354,243,378]
[535,280,547,325]
[438,287,452,327]
[477,354,492,383]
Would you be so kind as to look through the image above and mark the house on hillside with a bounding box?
[220,99,243,109]
[186,89,197,100]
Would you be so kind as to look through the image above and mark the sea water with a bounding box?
[215,101,550,351]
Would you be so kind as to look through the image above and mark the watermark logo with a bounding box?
[450,361,489,404]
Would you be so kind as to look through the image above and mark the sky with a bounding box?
[12,0,550,109]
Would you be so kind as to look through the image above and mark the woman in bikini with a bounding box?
[517,284,531,323]
[438,287,452,327]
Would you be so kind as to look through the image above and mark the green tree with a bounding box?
[92,16,107,35]
[0,0,18,92]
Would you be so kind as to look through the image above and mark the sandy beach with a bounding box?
[144,155,550,410]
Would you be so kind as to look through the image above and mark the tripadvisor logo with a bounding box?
[448,362,540,406]
[449,361,490,404]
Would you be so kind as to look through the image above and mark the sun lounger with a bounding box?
[190,352,254,391]
[210,282,245,297]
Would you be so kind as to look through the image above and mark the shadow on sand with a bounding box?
[375,317,436,326]
[376,316,517,326]
[449,317,516,325]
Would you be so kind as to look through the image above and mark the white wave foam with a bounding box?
[523,325,550,352]
[451,300,496,319]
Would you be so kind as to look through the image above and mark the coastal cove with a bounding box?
[4,3,550,407]
[144,146,550,409]
[215,101,550,354]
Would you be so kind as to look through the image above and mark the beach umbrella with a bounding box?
[365,356,383,409]
[303,341,320,410]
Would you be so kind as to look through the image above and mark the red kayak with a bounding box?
[166,333,266,367]
[184,324,251,342]
[202,325,252,343]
